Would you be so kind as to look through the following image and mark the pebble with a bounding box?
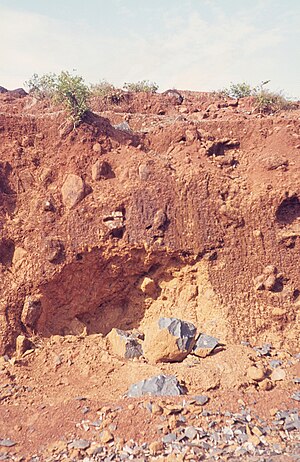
[291,391,300,401]
[100,430,114,444]
[271,368,286,381]
[184,426,198,440]
[0,439,17,447]
[148,441,164,455]
[247,365,266,381]
[69,439,90,450]
[194,395,209,405]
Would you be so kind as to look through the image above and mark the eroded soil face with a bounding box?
[0,90,299,460]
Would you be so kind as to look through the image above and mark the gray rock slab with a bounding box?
[193,333,219,356]
[194,395,209,405]
[158,317,196,351]
[127,374,185,397]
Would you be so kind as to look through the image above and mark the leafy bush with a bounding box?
[25,73,57,99]
[90,80,116,98]
[123,80,159,93]
[218,80,292,113]
[55,71,90,126]
[253,87,291,113]
[25,71,90,126]
[219,82,252,99]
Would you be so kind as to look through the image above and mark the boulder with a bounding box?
[143,317,196,363]
[107,328,143,359]
[127,374,185,397]
[193,333,219,357]
[21,295,42,329]
[61,174,85,209]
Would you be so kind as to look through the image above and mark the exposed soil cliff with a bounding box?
[0,90,299,460]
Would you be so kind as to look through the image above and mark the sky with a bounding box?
[0,0,299,98]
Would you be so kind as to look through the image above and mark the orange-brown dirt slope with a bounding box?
[0,90,299,352]
[0,89,299,460]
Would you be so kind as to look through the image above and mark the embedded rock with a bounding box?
[61,174,85,209]
[92,160,114,181]
[21,296,42,329]
[193,333,219,358]
[15,335,33,357]
[143,317,196,363]
[140,277,157,297]
[127,374,185,397]
[107,328,143,359]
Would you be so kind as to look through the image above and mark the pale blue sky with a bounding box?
[1,0,299,97]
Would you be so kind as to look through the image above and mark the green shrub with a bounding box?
[90,80,116,98]
[55,71,90,126]
[25,73,57,99]
[253,87,291,113]
[25,71,90,126]
[219,82,252,99]
[123,80,159,93]
[218,80,292,113]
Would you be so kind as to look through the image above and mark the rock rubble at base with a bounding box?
[4,401,299,461]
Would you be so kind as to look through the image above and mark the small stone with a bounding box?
[269,360,283,369]
[92,160,114,181]
[247,365,266,382]
[252,426,263,437]
[151,403,163,415]
[291,391,300,402]
[128,404,135,411]
[127,375,185,397]
[148,441,164,455]
[184,426,198,440]
[253,343,272,356]
[249,434,261,446]
[140,277,157,297]
[15,335,33,358]
[113,121,132,132]
[12,247,27,267]
[258,379,273,391]
[270,368,286,382]
[69,439,90,450]
[195,395,209,405]
[61,174,86,209]
[162,433,177,444]
[0,439,17,447]
[107,328,143,359]
[44,238,64,263]
[192,333,219,358]
[138,163,151,180]
[100,430,114,444]
[92,142,102,153]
